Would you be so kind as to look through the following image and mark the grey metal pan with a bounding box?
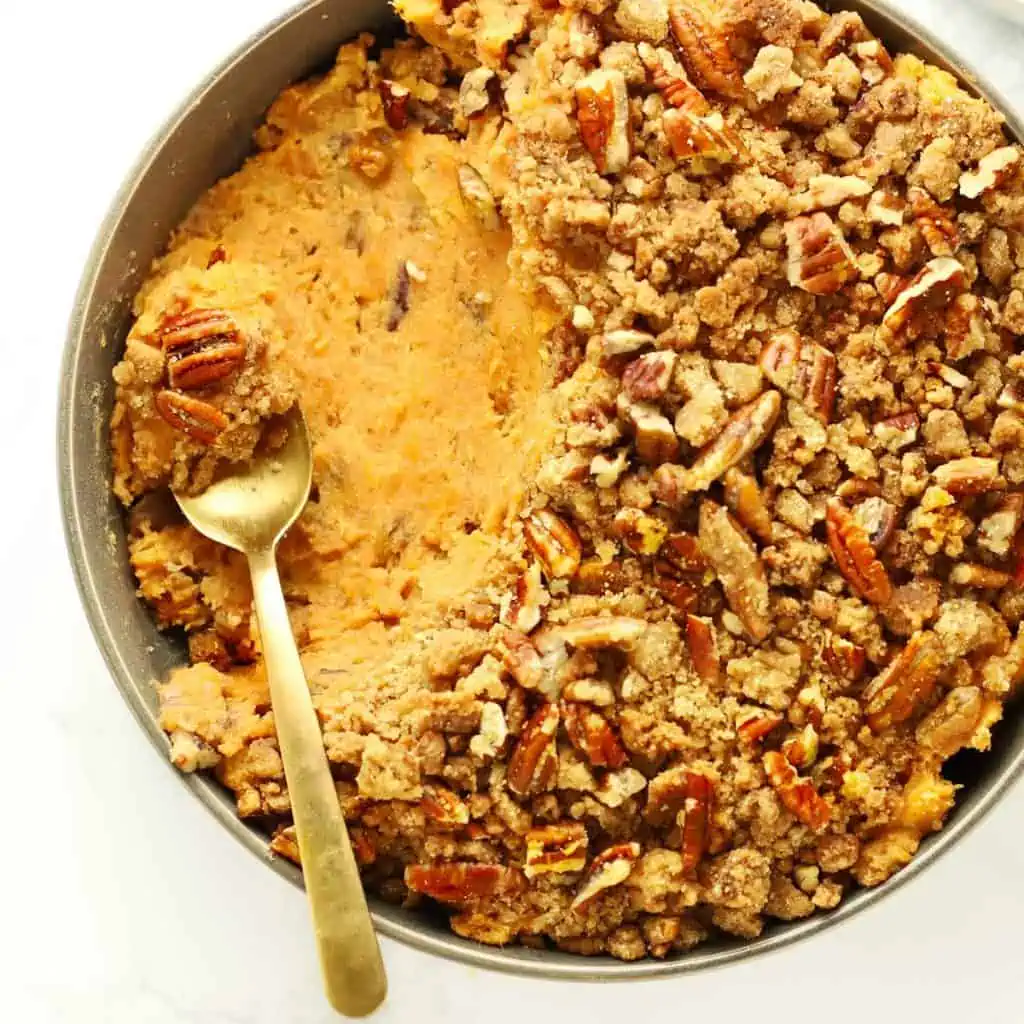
[58,0,1024,980]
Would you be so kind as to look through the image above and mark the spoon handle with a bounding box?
[248,547,387,1018]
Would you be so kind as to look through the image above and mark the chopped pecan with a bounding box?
[825,498,893,606]
[823,634,867,682]
[915,686,984,757]
[944,294,988,360]
[594,767,648,807]
[862,631,944,732]
[978,493,1024,557]
[523,509,582,579]
[663,108,749,165]
[926,361,970,389]
[959,146,1021,199]
[618,397,679,465]
[998,378,1024,412]
[657,391,781,497]
[622,351,677,401]
[785,213,857,295]
[949,563,1011,589]
[722,468,774,542]
[613,507,669,555]
[506,702,560,797]
[378,79,411,129]
[867,190,905,227]
[405,863,524,903]
[562,702,628,768]
[420,785,471,827]
[159,309,246,391]
[572,842,642,910]
[880,257,966,343]
[736,707,784,745]
[660,531,709,573]
[851,496,899,551]
[699,501,772,642]
[873,411,919,452]
[640,41,710,112]
[524,823,589,879]
[680,771,714,873]
[556,616,647,649]
[908,186,959,257]
[818,10,872,57]
[591,448,630,488]
[653,573,701,614]
[763,751,830,832]
[932,457,1005,496]
[758,331,837,423]
[562,677,616,706]
[782,724,819,769]
[155,390,228,444]
[457,164,500,231]
[575,69,631,175]
[600,328,656,359]
[501,562,548,633]
[669,0,745,100]
[458,67,496,119]
[685,614,720,686]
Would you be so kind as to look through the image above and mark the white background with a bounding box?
[3,0,1024,1020]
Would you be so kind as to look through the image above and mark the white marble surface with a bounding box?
[5,0,1024,1020]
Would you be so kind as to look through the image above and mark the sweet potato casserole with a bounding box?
[111,0,1024,958]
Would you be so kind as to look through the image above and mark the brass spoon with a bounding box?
[172,406,387,1018]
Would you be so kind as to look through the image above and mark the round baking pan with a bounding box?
[59,0,1024,980]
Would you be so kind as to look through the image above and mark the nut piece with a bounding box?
[873,411,919,452]
[823,634,867,682]
[949,563,1011,589]
[575,69,631,175]
[599,328,656,359]
[420,785,471,827]
[378,79,411,129]
[524,822,589,879]
[679,771,714,873]
[458,164,500,231]
[657,391,781,497]
[915,686,984,757]
[959,146,1021,199]
[758,331,837,423]
[571,842,642,910]
[825,498,893,606]
[562,702,628,768]
[685,614,720,686]
[618,397,679,465]
[668,0,745,100]
[640,41,709,112]
[159,309,246,391]
[998,378,1024,412]
[660,531,709,573]
[736,707,784,745]
[699,501,772,642]
[932,457,1005,496]
[763,751,830,832]
[507,702,560,797]
[908,186,959,257]
[782,724,820,769]
[591,448,630,488]
[501,561,548,633]
[405,862,523,903]
[523,509,583,580]
[722,468,774,542]
[155,390,228,444]
[622,351,677,401]
[862,631,944,732]
[785,213,857,295]
[851,496,899,552]
[613,507,669,555]
[458,67,496,118]
[978,493,1024,557]
[556,616,648,649]
[880,257,966,342]
[663,108,749,165]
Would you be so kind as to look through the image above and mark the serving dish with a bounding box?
[59,0,1024,979]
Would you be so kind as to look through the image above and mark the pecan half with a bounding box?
[722,468,774,542]
[159,309,246,391]
[622,350,677,401]
[959,146,1021,199]
[378,79,411,129]
[758,331,837,423]
[785,213,857,295]
[663,108,749,165]
[155,390,228,444]
[613,507,669,556]
[932,457,1005,496]
[679,771,714,873]
[562,702,628,768]
[825,498,893,606]
[862,631,944,732]
[763,751,830,832]
[639,41,710,112]
[575,69,631,175]
[501,562,548,633]
[685,614,720,686]
[699,501,772,641]
[657,390,781,497]
[523,509,583,579]
[823,633,867,682]
[405,863,524,903]
[524,823,589,879]
[668,0,745,100]
[908,186,959,257]
[507,702,560,796]
[880,257,966,342]
[420,785,471,827]
[736,707,784,745]
[571,842,642,910]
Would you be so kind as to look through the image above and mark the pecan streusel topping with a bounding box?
[113,0,1024,958]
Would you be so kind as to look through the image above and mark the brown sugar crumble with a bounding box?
[112,0,1024,959]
